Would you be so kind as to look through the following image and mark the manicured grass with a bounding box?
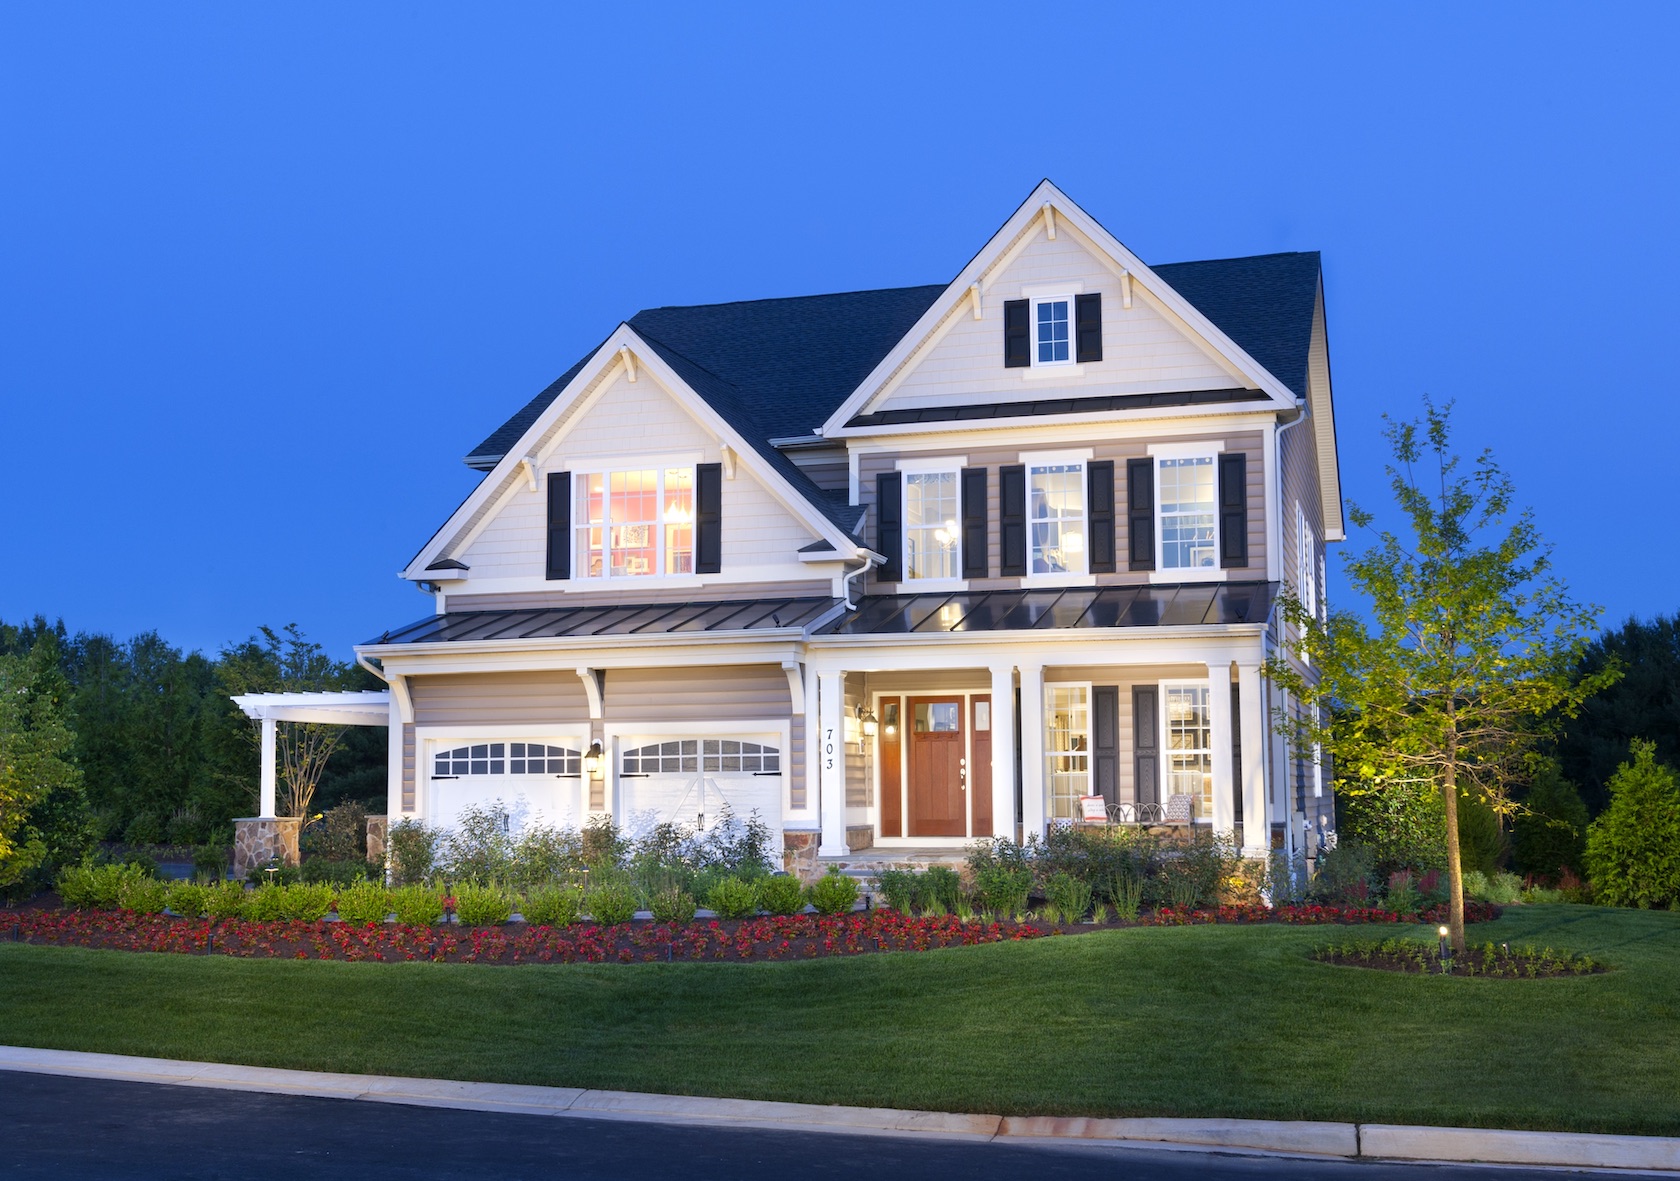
[1,905,1675,1134]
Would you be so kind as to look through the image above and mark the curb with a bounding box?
[1,1046,1676,1172]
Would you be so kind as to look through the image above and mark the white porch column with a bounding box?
[259,715,278,818]
[817,670,847,857]
[1237,662,1269,857]
[988,664,1016,840]
[386,694,405,820]
[1018,662,1045,839]
[1208,663,1235,836]
[802,661,820,819]
[601,734,619,822]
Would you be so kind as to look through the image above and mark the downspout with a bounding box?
[842,553,878,610]
[1272,399,1310,874]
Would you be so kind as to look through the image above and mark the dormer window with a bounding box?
[578,467,694,577]
[1034,298,1072,365]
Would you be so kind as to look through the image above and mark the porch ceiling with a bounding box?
[819,581,1277,636]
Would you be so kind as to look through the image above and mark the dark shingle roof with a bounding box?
[462,253,1320,533]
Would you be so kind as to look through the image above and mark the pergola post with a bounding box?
[259,715,278,819]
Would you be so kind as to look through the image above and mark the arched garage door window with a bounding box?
[621,739,779,776]
[433,742,582,778]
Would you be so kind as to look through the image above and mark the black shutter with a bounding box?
[545,471,572,580]
[1087,459,1115,574]
[1133,686,1159,806]
[1218,452,1248,569]
[999,464,1027,577]
[1093,685,1119,805]
[695,463,723,574]
[961,467,988,580]
[1003,299,1030,368]
[1231,679,1244,827]
[1075,292,1103,363]
[876,472,903,582]
[1126,457,1155,571]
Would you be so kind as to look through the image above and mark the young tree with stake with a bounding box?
[1267,401,1616,953]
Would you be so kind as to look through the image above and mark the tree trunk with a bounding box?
[1441,759,1466,956]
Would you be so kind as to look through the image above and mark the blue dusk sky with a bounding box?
[3,4,1677,660]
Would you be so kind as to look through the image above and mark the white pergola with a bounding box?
[231,691,391,819]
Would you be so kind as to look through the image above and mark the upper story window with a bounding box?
[578,467,694,578]
[1297,502,1318,619]
[904,471,959,580]
[1034,298,1072,365]
[1030,462,1086,575]
[1158,457,1218,571]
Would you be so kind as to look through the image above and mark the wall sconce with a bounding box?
[855,705,878,739]
[584,741,604,778]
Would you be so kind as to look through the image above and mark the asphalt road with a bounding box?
[0,1071,1593,1180]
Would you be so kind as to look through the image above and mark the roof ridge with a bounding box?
[1155,250,1320,268]
[634,282,946,316]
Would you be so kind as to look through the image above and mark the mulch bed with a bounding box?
[1312,936,1604,978]
[3,901,1502,966]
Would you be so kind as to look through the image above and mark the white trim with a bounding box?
[563,450,705,476]
[1030,294,1076,369]
[895,454,968,473]
[1147,440,1226,459]
[1021,281,1084,299]
[1020,447,1095,467]
[1022,364,1084,381]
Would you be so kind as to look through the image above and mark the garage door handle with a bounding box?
[620,773,649,778]
[433,775,459,780]
[753,771,781,777]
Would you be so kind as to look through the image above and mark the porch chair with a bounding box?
[1162,793,1195,824]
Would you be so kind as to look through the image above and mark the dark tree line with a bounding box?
[1553,614,1680,816]
[0,616,386,860]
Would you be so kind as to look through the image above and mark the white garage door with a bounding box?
[427,739,587,833]
[618,736,783,833]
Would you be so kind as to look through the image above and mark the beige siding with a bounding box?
[869,230,1242,416]
[857,430,1266,593]
[603,665,791,724]
[410,671,592,727]
[453,369,821,587]
[447,579,834,614]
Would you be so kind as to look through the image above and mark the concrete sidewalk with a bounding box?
[1,1045,1675,1174]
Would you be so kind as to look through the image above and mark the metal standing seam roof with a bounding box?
[818,583,1278,636]
[362,584,1275,648]
[362,597,842,647]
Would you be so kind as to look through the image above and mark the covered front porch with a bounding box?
[805,585,1284,863]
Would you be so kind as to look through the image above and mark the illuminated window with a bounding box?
[1029,463,1086,575]
[905,471,959,580]
[1159,457,1218,570]
[578,467,694,577]
[1045,685,1090,820]
[1164,684,1213,819]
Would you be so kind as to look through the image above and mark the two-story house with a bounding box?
[355,180,1341,874]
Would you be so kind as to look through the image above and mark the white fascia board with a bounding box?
[1307,283,1345,542]
[365,636,811,677]
[404,325,862,580]
[819,179,1298,436]
[843,409,1281,452]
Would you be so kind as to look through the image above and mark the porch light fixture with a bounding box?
[584,742,604,777]
[856,705,879,738]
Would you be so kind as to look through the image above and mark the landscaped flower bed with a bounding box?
[5,900,1503,965]
[1312,935,1604,978]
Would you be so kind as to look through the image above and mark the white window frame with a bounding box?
[1043,681,1094,822]
[1021,282,1083,375]
[1021,448,1094,586]
[896,458,966,588]
[1032,295,1074,368]
[1148,440,1226,584]
[573,457,701,582]
[1159,679,1214,823]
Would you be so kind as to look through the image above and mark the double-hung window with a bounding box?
[1029,461,1086,575]
[1045,684,1091,820]
[578,467,695,578]
[904,471,959,580]
[1158,456,1218,571]
[1034,297,1072,365]
[1163,683,1213,820]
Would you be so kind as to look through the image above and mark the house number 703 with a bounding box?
[824,727,834,770]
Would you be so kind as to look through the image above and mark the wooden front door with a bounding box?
[908,696,966,837]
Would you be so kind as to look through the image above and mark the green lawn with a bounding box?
[2,905,1676,1135]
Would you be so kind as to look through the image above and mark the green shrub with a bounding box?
[301,858,374,886]
[705,875,758,919]
[204,880,247,918]
[453,881,516,925]
[164,881,209,918]
[1158,861,1202,911]
[123,813,164,846]
[1513,761,1589,878]
[649,887,697,925]
[245,862,301,886]
[871,869,918,914]
[1308,841,1376,905]
[390,884,445,926]
[306,802,368,863]
[1461,869,1491,901]
[1384,870,1420,916]
[1335,779,1446,876]
[333,880,392,925]
[444,802,515,884]
[806,868,859,916]
[519,885,583,927]
[1044,872,1093,922]
[754,874,805,916]
[509,823,585,888]
[56,861,146,909]
[923,866,963,913]
[240,883,290,922]
[387,819,443,887]
[973,865,1031,918]
[1111,873,1143,921]
[118,874,169,915]
[586,882,638,925]
[1456,789,1508,876]
[1584,739,1680,909]
[581,814,628,868]
[280,883,336,921]
[1521,885,1565,904]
